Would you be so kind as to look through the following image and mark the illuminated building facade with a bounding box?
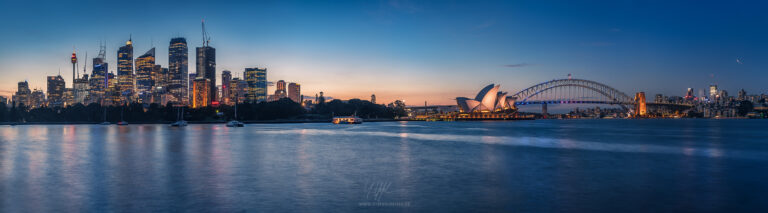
[221,70,232,105]
[73,74,89,104]
[196,46,216,105]
[89,55,108,103]
[188,73,196,104]
[456,84,516,113]
[274,80,287,100]
[192,78,210,108]
[168,37,188,105]
[709,85,718,100]
[634,92,647,116]
[135,48,155,100]
[31,89,46,108]
[244,67,267,103]
[47,75,65,107]
[13,81,31,107]
[288,82,300,103]
[117,38,134,103]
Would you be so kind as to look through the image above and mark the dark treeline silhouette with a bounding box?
[0,98,402,123]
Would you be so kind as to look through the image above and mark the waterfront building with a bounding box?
[192,78,210,108]
[244,67,267,103]
[196,46,216,105]
[117,38,134,102]
[221,70,232,105]
[456,84,516,113]
[288,82,301,103]
[168,37,188,105]
[47,75,66,108]
[135,48,155,100]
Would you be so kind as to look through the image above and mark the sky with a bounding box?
[0,0,767,105]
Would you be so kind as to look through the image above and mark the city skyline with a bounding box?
[1,1,767,105]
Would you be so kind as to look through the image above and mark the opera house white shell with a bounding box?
[456,84,517,113]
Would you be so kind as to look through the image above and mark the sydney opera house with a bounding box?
[456,84,517,113]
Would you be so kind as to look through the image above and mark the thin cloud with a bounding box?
[504,63,531,68]
[736,58,743,64]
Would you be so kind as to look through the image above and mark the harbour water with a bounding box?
[1,120,767,212]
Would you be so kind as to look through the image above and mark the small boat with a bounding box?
[226,120,244,127]
[226,100,245,127]
[170,120,188,127]
[117,121,129,125]
[170,107,188,127]
[100,121,111,125]
[332,116,363,124]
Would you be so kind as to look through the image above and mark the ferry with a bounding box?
[332,116,363,124]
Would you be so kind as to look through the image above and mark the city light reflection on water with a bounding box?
[0,120,767,212]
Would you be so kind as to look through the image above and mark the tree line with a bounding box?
[0,98,407,123]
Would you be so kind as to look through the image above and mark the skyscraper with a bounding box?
[73,74,89,104]
[709,85,718,100]
[192,78,210,108]
[221,70,232,105]
[13,81,31,107]
[168,37,188,105]
[117,38,134,103]
[47,75,65,108]
[288,82,300,103]
[135,48,155,99]
[274,80,287,100]
[188,73,196,104]
[244,67,267,103]
[196,46,216,105]
[90,42,108,104]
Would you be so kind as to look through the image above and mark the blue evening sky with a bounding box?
[0,0,766,105]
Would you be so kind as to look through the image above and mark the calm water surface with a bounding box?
[1,120,767,212]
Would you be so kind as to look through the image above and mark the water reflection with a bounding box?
[0,120,766,212]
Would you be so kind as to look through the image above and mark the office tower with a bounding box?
[273,80,287,101]
[31,89,46,108]
[13,81,31,107]
[47,75,66,107]
[90,42,108,104]
[188,73,196,104]
[117,38,134,103]
[192,78,210,108]
[288,82,300,103]
[738,89,746,101]
[235,78,248,104]
[709,85,718,100]
[196,46,216,105]
[151,65,166,89]
[168,37,188,105]
[371,94,376,104]
[221,70,231,104]
[73,74,89,104]
[244,67,267,103]
[135,48,155,99]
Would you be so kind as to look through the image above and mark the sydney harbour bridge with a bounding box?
[454,78,693,115]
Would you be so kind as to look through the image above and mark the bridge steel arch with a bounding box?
[511,79,635,107]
